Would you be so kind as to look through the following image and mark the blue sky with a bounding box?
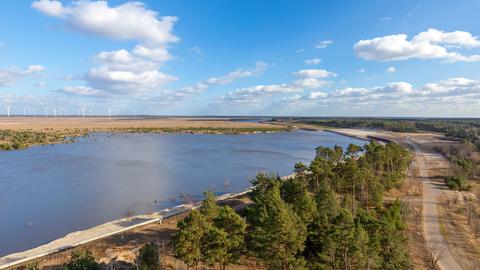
[1,0,480,116]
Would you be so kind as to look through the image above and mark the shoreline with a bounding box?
[0,187,258,269]
[0,173,299,269]
[0,129,373,269]
[322,128,398,144]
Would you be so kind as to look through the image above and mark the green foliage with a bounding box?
[63,250,100,270]
[172,210,208,268]
[445,176,471,191]
[281,178,317,224]
[173,193,246,270]
[136,243,161,270]
[247,174,307,270]
[245,142,412,270]
[200,191,221,221]
[213,206,247,266]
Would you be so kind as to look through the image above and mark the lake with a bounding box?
[0,130,365,256]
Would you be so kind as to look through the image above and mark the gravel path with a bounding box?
[409,141,463,270]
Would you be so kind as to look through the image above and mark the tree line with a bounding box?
[284,117,480,188]
[173,141,412,270]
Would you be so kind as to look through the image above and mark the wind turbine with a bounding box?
[6,106,10,117]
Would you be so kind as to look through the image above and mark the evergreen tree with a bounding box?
[247,174,307,270]
[201,191,221,221]
[201,226,230,269]
[136,243,161,270]
[212,206,247,269]
[281,178,317,224]
[172,210,209,268]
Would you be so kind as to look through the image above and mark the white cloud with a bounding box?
[218,68,337,104]
[132,45,172,62]
[168,61,268,101]
[58,86,108,98]
[221,84,301,104]
[293,69,337,78]
[379,17,391,21]
[305,58,322,65]
[0,65,46,87]
[31,0,65,17]
[33,1,181,96]
[354,28,480,62]
[292,69,337,89]
[294,78,331,89]
[32,0,179,46]
[386,66,396,73]
[278,77,480,116]
[315,40,333,49]
[357,68,366,73]
[307,91,328,99]
[83,49,177,94]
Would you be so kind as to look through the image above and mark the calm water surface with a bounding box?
[0,131,365,256]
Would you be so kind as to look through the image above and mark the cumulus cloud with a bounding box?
[0,65,46,87]
[315,40,333,49]
[292,69,337,89]
[354,28,480,62]
[31,0,178,45]
[220,84,301,104]
[279,77,480,116]
[386,66,396,73]
[32,0,179,95]
[305,58,322,65]
[85,49,177,94]
[218,68,337,104]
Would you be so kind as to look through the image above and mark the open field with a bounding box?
[0,117,290,150]
[0,117,287,131]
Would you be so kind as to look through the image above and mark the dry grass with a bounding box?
[0,117,282,131]
[438,182,480,270]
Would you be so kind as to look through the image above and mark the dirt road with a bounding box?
[409,141,463,270]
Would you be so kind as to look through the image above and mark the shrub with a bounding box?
[63,250,100,270]
[445,176,470,191]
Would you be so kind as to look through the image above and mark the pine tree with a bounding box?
[213,206,247,269]
[136,243,161,270]
[172,210,209,268]
[247,174,307,270]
